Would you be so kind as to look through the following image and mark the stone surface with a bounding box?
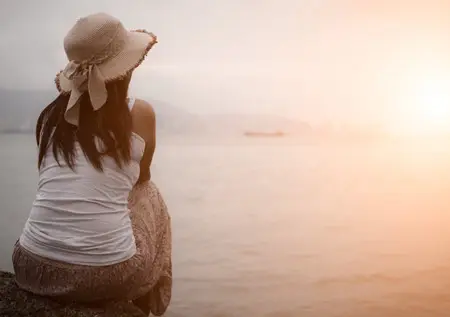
[0,271,146,317]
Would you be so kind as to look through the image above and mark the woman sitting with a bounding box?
[12,12,172,316]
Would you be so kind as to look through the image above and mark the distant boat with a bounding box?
[244,131,285,137]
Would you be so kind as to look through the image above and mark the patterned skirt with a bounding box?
[12,181,172,316]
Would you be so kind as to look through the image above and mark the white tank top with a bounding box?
[20,98,146,266]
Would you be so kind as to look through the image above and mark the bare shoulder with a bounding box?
[130,98,156,143]
[132,98,155,119]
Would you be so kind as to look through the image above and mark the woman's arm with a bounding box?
[130,99,156,183]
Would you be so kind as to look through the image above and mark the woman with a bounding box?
[11,12,172,316]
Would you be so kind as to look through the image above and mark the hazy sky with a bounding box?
[1,0,450,124]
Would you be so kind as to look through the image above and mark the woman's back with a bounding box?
[20,99,146,266]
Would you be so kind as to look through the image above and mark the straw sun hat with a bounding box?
[55,12,158,126]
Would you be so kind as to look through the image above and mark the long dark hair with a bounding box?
[36,76,132,171]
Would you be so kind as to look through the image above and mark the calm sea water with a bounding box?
[1,133,450,316]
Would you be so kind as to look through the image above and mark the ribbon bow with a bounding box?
[62,60,108,126]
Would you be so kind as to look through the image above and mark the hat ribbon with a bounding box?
[62,59,108,112]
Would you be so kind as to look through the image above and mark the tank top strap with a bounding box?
[127,97,136,111]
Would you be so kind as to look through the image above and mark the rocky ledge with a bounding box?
[0,271,146,317]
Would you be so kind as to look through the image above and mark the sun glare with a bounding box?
[416,80,450,125]
[390,75,450,136]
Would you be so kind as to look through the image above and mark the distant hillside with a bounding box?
[0,88,56,132]
[145,98,207,135]
[0,89,204,135]
[0,88,310,136]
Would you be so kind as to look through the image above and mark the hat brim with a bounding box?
[56,29,157,93]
